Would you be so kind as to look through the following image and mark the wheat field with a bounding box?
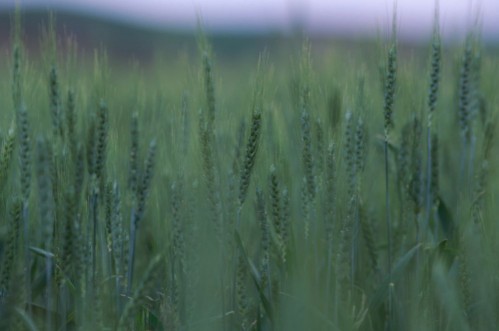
[0,10,498,331]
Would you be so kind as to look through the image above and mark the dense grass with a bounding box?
[0,11,499,331]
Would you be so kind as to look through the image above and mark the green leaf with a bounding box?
[368,243,422,310]
[429,239,456,272]
[15,308,39,331]
[234,230,274,323]
[29,246,55,259]
[436,196,455,240]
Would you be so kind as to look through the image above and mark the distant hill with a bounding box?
[1,9,495,65]
[0,9,298,63]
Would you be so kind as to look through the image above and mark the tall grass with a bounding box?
[0,9,498,331]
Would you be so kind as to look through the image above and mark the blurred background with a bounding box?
[0,0,497,61]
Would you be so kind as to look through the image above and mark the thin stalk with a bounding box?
[326,238,333,313]
[60,284,69,331]
[384,139,392,276]
[220,260,227,331]
[91,191,98,288]
[126,208,137,295]
[424,126,432,242]
[45,256,53,331]
[351,195,360,292]
[384,135,394,331]
[22,203,31,316]
[333,278,340,326]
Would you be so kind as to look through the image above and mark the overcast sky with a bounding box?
[4,0,498,41]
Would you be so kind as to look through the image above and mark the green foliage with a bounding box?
[0,11,498,331]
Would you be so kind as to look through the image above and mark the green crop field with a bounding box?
[0,9,498,331]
